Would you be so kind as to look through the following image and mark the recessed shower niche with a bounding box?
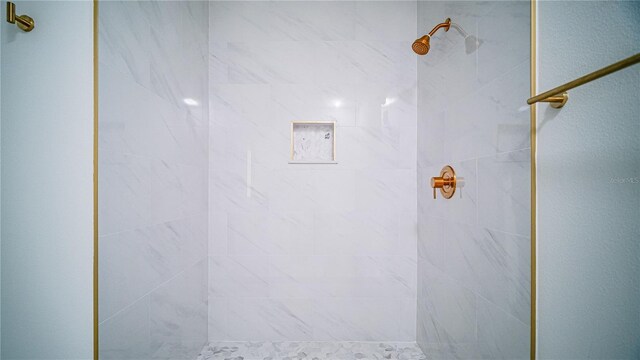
[289,121,337,163]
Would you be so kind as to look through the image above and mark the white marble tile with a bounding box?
[209,42,229,84]
[272,83,358,128]
[476,2,530,85]
[311,41,360,85]
[209,1,417,344]
[416,2,531,357]
[313,211,399,257]
[208,297,229,341]
[268,256,320,299]
[210,124,285,175]
[476,296,529,359]
[209,208,228,256]
[99,151,154,235]
[99,297,150,360]
[226,212,270,256]
[264,212,315,256]
[417,261,476,346]
[209,1,274,43]
[417,2,507,102]
[100,214,207,321]
[100,2,209,359]
[100,63,208,168]
[270,2,356,41]
[312,298,416,341]
[210,2,356,43]
[477,149,530,237]
[310,170,358,212]
[355,169,416,213]
[150,259,208,359]
[265,169,315,213]
[416,104,445,170]
[98,1,151,89]
[211,166,270,214]
[226,211,315,257]
[357,83,417,129]
[312,255,417,299]
[398,212,419,260]
[417,214,446,271]
[352,41,417,85]
[209,256,269,298]
[445,61,530,162]
[211,84,274,127]
[225,298,314,341]
[147,1,208,120]
[355,1,417,42]
[337,126,416,170]
[444,224,530,324]
[225,41,316,85]
[149,161,208,224]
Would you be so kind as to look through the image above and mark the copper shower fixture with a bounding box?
[412,18,451,55]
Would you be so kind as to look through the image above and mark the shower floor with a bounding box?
[196,341,427,360]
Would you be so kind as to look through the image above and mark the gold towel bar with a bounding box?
[528,52,640,108]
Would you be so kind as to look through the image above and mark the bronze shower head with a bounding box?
[412,35,430,55]
[413,18,451,55]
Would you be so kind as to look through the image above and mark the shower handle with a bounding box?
[430,165,457,199]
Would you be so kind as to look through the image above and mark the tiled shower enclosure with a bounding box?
[98,1,530,359]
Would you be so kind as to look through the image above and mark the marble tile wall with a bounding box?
[209,1,418,342]
[98,1,209,359]
[416,2,531,359]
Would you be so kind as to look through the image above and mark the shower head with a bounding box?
[412,35,430,55]
[413,18,451,56]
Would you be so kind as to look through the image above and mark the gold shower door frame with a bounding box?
[530,1,537,359]
[89,1,539,359]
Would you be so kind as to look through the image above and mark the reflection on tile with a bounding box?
[209,256,269,298]
[445,225,530,324]
[445,61,530,162]
[100,214,207,321]
[416,2,530,358]
[150,259,208,359]
[99,1,151,89]
[478,149,530,236]
[224,298,314,341]
[418,261,476,346]
[100,1,208,360]
[99,298,150,360]
[313,298,416,341]
[477,297,529,359]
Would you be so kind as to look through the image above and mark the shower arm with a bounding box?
[427,18,451,38]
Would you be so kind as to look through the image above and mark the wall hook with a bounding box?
[6,2,34,32]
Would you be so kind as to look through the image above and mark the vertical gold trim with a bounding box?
[530,0,537,359]
[93,0,99,359]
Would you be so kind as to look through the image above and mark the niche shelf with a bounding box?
[289,121,337,164]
